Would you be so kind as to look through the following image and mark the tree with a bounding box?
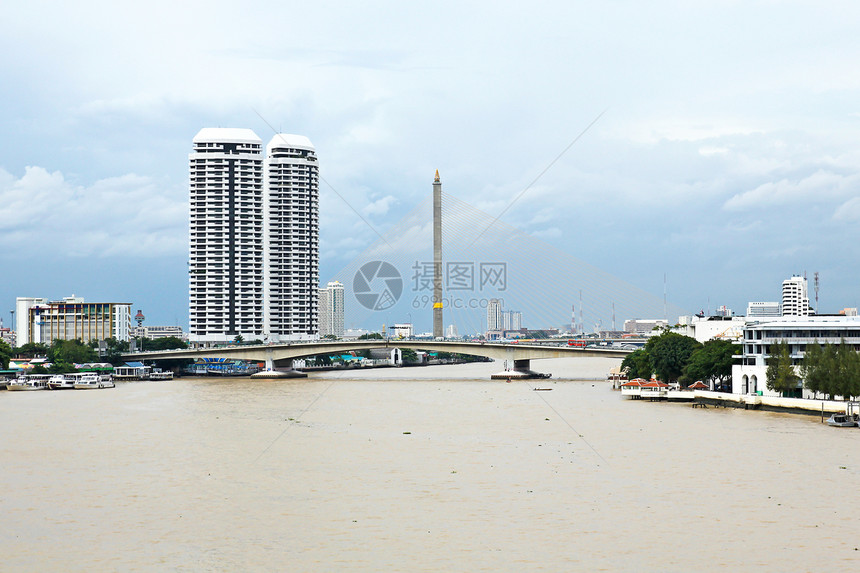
[644,332,702,384]
[49,339,97,365]
[0,339,12,369]
[766,341,799,395]
[145,337,188,351]
[358,332,384,340]
[621,348,652,379]
[683,339,739,389]
[800,341,826,398]
[400,348,419,363]
[14,342,48,358]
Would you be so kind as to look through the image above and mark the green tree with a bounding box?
[358,332,384,340]
[0,339,12,369]
[621,348,652,379]
[833,341,860,400]
[49,339,98,365]
[145,337,188,351]
[683,339,739,389]
[644,332,702,384]
[14,342,49,358]
[400,348,419,363]
[766,341,799,395]
[800,341,826,398]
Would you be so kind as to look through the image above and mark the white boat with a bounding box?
[71,373,115,389]
[826,413,859,427]
[7,374,51,391]
[48,374,76,390]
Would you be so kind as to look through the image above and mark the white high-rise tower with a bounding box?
[189,128,264,343]
[189,128,319,344]
[265,134,319,340]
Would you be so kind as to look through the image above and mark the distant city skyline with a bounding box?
[3,2,860,330]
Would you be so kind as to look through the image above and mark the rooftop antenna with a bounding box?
[814,271,820,311]
[663,273,667,322]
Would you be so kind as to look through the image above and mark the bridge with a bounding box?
[123,340,632,379]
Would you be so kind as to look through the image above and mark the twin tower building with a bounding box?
[189,128,320,345]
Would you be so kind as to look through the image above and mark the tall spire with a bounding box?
[433,170,443,338]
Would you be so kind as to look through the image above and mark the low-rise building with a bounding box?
[731,315,860,397]
[130,325,185,340]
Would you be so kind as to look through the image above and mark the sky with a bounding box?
[2,0,860,334]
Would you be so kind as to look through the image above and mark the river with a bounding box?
[2,358,858,571]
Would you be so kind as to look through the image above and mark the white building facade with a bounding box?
[16,296,132,346]
[264,134,319,340]
[731,315,860,397]
[189,128,319,344]
[189,128,265,343]
[318,281,344,338]
[782,275,811,316]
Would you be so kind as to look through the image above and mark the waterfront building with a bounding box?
[731,315,860,397]
[782,275,811,316]
[15,295,131,346]
[189,128,265,344]
[318,281,344,338]
[189,128,319,345]
[264,134,319,341]
[746,301,782,317]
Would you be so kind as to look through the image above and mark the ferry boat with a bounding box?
[48,374,76,390]
[7,374,51,391]
[71,373,115,389]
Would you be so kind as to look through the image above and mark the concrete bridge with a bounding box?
[123,340,631,378]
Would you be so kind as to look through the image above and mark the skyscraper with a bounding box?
[265,134,319,340]
[318,281,344,338]
[189,128,319,344]
[189,128,264,343]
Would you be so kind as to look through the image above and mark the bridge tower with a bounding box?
[433,170,443,338]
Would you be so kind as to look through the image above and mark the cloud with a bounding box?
[0,166,186,258]
[723,170,860,210]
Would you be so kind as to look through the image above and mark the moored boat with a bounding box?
[7,374,51,391]
[71,373,115,389]
[826,413,859,427]
[48,374,76,390]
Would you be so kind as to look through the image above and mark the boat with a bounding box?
[6,374,51,391]
[71,373,115,389]
[48,374,76,390]
[826,413,859,427]
[149,370,174,381]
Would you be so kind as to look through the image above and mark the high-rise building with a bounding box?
[319,281,344,338]
[782,275,811,316]
[189,128,264,343]
[265,134,319,340]
[189,128,319,344]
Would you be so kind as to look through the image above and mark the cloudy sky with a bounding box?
[2,0,860,333]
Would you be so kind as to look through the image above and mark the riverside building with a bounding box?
[189,128,319,345]
[731,315,860,397]
[15,296,131,346]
